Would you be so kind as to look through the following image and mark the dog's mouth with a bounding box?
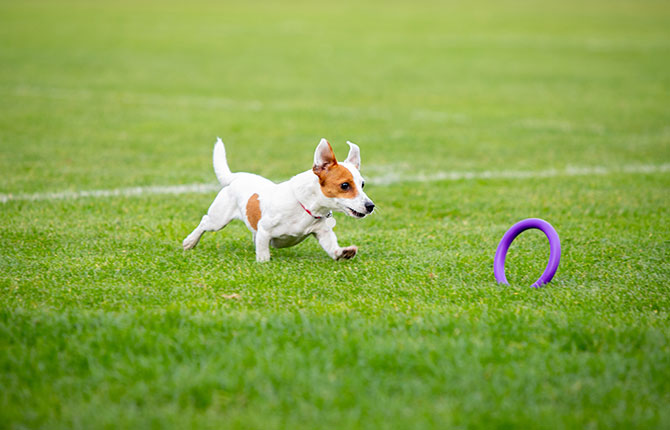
[346,207,366,218]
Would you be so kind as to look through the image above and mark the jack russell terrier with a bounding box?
[183,138,375,262]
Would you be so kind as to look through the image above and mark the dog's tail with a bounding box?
[213,137,234,187]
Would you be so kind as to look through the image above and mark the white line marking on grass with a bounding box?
[369,163,670,186]
[1,164,668,204]
[0,184,220,204]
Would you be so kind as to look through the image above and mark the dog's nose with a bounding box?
[365,202,375,213]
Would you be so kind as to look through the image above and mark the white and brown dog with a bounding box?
[183,138,375,262]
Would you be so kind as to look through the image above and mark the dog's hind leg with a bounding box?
[183,188,238,250]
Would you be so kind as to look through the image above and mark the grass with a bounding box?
[1,0,669,428]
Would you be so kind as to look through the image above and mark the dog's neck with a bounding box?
[290,170,333,218]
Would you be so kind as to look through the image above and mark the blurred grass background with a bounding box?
[1,0,668,191]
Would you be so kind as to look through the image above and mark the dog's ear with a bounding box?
[313,138,337,175]
[344,141,361,170]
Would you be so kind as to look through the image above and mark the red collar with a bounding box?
[298,202,332,219]
[299,201,323,219]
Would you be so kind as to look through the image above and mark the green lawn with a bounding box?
[1,0,669,428]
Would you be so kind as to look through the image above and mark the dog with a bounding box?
[182,138,375,262]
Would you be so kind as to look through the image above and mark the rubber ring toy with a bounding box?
[494,218,561,288]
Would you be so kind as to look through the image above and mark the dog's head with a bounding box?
[312,139,375,218]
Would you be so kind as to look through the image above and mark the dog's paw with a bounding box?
[256,252,271,263]
[182,235,198,250]
[335,245,358,260]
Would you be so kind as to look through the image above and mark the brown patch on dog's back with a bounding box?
[315,164,358,198]
[246,193,261,230]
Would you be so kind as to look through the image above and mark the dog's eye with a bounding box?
[340,182,350,190]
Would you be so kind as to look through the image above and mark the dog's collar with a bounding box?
[298,201,332,219]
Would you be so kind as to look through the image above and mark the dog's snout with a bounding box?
[365,201,375,213]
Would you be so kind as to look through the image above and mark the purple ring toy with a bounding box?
[494,218,561,288]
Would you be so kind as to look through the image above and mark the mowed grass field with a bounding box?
[1,0,669,428]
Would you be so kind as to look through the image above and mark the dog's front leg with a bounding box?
[255,228,272,262]
[315,228,358,260]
